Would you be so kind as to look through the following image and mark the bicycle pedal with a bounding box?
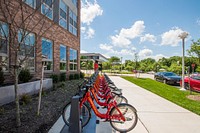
[101,106,106,109]
[96,120,100,124]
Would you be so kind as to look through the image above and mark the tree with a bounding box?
[187,39,200,64]
[0,0,55,126]
[109,56,120,63]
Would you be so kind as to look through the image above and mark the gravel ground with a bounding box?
[0,79,84,133]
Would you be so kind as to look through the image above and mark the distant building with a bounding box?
[80,53,109,63]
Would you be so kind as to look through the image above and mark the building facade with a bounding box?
[0,0,80,81]
[80,53,109,63]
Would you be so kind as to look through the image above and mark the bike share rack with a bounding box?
[68,95,82,133]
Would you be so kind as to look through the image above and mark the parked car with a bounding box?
[154,72,181,85]
[180,74,200,92]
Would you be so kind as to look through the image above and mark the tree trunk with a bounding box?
[37,64,44,116]
[14,67,21,127]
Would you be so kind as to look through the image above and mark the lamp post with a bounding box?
[178,32,188,91]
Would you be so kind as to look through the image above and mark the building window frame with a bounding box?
[59,0,67,29]
[71,0,77,7]
[18,30,35,71]
[41,0,53,20]
[42,38,53,72]
[60,44,67,71]
[69,9,77,36]
[23,0,36,8]
[0,21,9,72]
[69,48,77,71]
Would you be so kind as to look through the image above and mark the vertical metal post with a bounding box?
[69,96,82,133]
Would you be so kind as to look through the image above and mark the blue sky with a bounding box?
[80,0,200,62]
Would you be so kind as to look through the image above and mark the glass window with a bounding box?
[41,0,53,20]
[18,30,35,71]
[59,0,67,29]
[69,48,77,71]
[69,9,77,36]
[23,0,36,8]
[42,38,53,71]
[0,22,8,71]
[72,0,77,7]
[60,44,66,70]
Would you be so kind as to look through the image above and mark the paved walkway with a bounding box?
[49,76,200,133]
[108,76,200,133]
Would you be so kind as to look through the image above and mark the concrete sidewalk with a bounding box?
[49,76,200,133]
[108,76,200,133]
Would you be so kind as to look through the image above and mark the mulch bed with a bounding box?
[187,95,200,102]
[0,79,84,133]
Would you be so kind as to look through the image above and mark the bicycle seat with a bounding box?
[108,84,118,90]
[86,83,93,88]
[111,90,122,96]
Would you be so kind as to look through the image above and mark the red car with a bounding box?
[180,74,200,92]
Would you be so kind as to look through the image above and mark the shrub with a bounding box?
[74,73,80,79]
[60,73,66,82]
[20,94,32,105]
[69,74,74,80]
[19,69,32,83]
[50,74,59,83]
[80,72,85,79]
[0,68,5,85]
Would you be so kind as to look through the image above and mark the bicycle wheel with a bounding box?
[115,95,128,104]
[62,102,91,127]
[109,103,138,132]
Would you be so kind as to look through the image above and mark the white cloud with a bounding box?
[86,27,95,39]
[81,27,86,33]
[153,54,166,61]
[99,43,113,51]
[80,50,88,53]
[131,46,137,51]
[82,27,95,39]
[138,49,153,57]
[140,34,156,43]
[110,35,131,47]
[81,0,103,25]
[120,21,145,39]
[161,27,187,47]
[110,20,145,47]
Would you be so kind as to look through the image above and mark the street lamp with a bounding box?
[178,31,188,91]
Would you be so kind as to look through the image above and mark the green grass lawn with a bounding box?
[122,76,200,116]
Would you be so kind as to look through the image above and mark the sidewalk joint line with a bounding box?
[138,117,150,133]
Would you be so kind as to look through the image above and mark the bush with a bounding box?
[74,73,80,79]
[80,72,85,79]
[69,74,74,80]
[60,73,66,82]
[0,68,5,85]
[19,69,32,83]
[50,74,59,83]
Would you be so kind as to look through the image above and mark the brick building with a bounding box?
[0,0,81,82]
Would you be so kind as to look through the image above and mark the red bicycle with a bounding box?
[62,83,138,132]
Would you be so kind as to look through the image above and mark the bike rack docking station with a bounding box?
[68,95,82,133]
[60,96,82,133]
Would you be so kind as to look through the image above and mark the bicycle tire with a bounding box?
[109,103,138,132]
[62,102,91,127]
[117,95,128,104]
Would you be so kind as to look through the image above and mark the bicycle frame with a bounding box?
[80,89,125,121]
